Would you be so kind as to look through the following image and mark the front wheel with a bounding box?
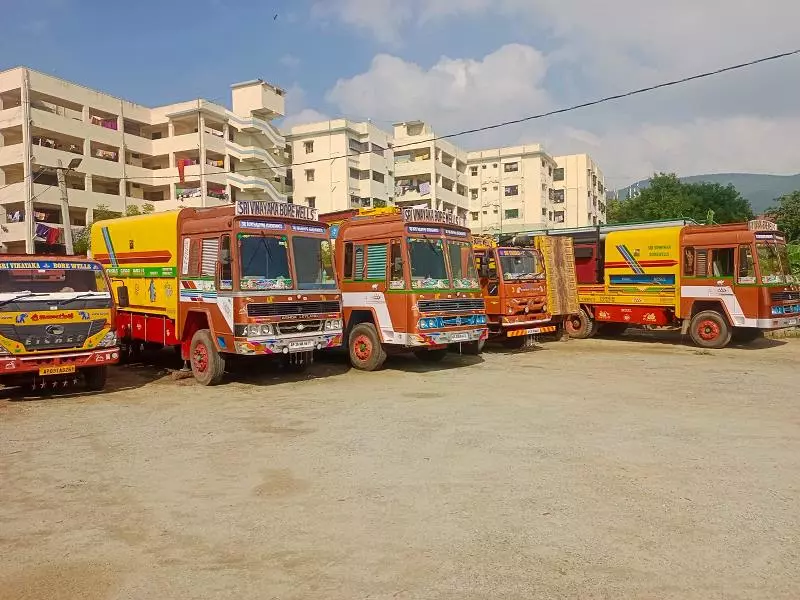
[83,366,108,391]
[414,348,448,363]
[190,329,226,385]
[564,309,598,339]
[689,310,732,349]
[348,323,387,371]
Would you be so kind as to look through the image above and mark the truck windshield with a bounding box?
[757,242,793,284]
[408,238,449,289]
[447,241,479,288]
[0,265,108,294]
[498,249,543,281]
[292,237,337,290]
[239,235,293,290]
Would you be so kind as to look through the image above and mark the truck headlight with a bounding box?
[98,331,117,347]
[771,306,784,316]
[475,314,487,325]
[249,323,273,336]
[325,319,342,331]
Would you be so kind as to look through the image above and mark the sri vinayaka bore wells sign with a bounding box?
[401,208,467,227]
[235,201,319,222]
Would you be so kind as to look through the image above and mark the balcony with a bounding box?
[227,172,287,202]
[225,112,285,148]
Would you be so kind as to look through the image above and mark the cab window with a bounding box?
[710,248,735,278]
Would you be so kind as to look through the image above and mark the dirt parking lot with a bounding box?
[1,333,799,600]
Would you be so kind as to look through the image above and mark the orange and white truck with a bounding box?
[538,219,799,348]
[91,201,343,384]
[472,234,579,348]
[320,207,488,370]
[0,256,119,392]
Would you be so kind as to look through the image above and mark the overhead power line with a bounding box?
[6,47,800,190]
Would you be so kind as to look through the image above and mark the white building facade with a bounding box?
[466,145,557,236]
[552,153,607,228]
[285,119,394,214]
[392,121,470,221]
[0,67,288,254]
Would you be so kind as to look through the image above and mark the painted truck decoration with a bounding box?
[540,219,799,348]
[320,206,488,370]
[0,258,119,391]
[90,201,343,385]
[471,234,579,347]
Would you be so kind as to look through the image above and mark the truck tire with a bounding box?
[414,348,448,362]
[348,323,387,371]
[564,309,598,339]
[689,310,732,349]
[84,366,108,391]
[731,327,763,344]
[190,329,226,385]
[459,339,485,355]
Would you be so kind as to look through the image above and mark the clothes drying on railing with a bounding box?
[176,187,202,200]
[33,223,61,245]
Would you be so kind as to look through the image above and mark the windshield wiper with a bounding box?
[59,292,107,305]
[0,292,49,308]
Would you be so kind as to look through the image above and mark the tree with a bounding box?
[72,203,155,255]
[609,173,754,225]
[767,190,800,242]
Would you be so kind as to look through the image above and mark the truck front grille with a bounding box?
[0,320,106,351]
[276,320,323,335]
[772,291,800,302]
[247,301,340,318]
[417,298,485,313]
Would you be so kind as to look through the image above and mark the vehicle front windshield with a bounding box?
[292,236,337,290]
[408,237,449,289]
[498,249,543,281]
[447,240,479,289]
[239,234,293,290]
[0,263,108,294]
[757,242,793,284]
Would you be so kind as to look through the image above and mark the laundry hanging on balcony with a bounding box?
[34,223,60,245]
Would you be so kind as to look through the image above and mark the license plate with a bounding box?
[450,332,470,342]
[288,340,315,351]
[524,328,543,335]
[39,365,76,376]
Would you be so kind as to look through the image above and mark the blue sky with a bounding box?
[3,0,800,185]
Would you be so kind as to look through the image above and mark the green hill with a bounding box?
[614,173,800,215]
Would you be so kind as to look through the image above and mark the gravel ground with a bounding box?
[1,333,799,600]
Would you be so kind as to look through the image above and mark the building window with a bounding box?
[552,189,565,203]
[541,207,547,216]
[304,141,314,154]
[482,164,487,169]
[553,168,565,181]
[305,169,315,182]
[493,207,498,214]
[305,197,316,208]
[481,186,487,192]
[370,142,385,156]
[503,162,519,173]
[541,159,546,167]
[372,171,385,183]
[504,209,519,219]
[504,185,519,196]
[554,211,565,223]
[470,166,478,176]
[493,185,498,191]
[471,211,479,221]
[492,163,498,168]
[470,188,478,200]
[349,168,359,180]
[542,183,547,191]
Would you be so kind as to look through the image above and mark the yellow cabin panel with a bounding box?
[580,226,683,315]
[90,211,181,318]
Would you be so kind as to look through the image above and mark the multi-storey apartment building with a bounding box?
[392,121,470,220]
[285,119,393,213]
[466,145,557,235]
[552,153,606,228]
[0,67,288,254]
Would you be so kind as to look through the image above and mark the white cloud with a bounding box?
[279,85,330,130]
[279,54,301,69]
[326,44,551,139]
[313,1,800,182]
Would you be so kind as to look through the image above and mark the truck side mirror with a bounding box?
[116,285,130,308]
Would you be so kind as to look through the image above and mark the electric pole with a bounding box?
[56,158,82,255]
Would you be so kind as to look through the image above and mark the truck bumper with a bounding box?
[0,347,120,376]
[504,325,557,337]
[407,328,488,347]
[235,332,343,355]
[756,317,799,329]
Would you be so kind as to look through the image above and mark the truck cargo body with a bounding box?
[91,202,343,384]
